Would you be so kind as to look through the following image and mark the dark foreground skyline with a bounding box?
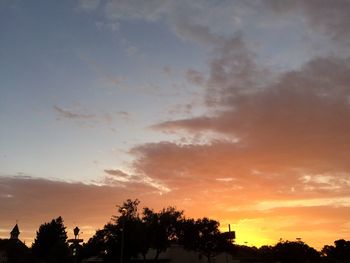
[1,200,350,263]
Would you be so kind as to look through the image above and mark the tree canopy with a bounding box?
[31,216,69,263]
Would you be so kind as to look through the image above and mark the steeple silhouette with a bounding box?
[10,224,20,240]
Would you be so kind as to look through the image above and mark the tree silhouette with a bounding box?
[322,239,350,261]
[82,223,120,260]
[81,199,350,263]
[258,245,274,262]
[115,199,148,262]
[179,217,228,263]
[83,199,149,262]
[142,206,183,261]
[31,216,70,263]
[273,240,320,263]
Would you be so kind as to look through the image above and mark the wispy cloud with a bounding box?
[54,106,95,120]
[79,0,350,50]
[78,53,123,88]
[78,0,100,11]
[103,169,170,194]
[53,105,132,130]
[116,111,132,120]
[266,0,350,45]
[0,175,166,243]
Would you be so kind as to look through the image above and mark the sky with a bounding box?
[1,0,350,249]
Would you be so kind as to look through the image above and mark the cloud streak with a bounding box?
[103,169,170,193]
[266,0,350,44]
[53,105,133,132]
[0,175,172,243]
[54,106,95,120]
[79,0,350,50]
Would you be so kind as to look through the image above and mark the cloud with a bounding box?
[0,175,173,243]
[115,111,132,120]
[186,69,205,86]
[104,169,131,182]
[127,138,350,247]
[53,105,132,130]
[53,105,99,129]
[103,111,132,124]
[103,169,170,193]
[125,35,350,247]
[53,106,95,120]
[266,0,350,44]
[92,1,242,45]
[78,0,101,11]
[85,0,350,49]
[153,56,350,176]
[126,45,138,57]
[78,53,123,88]
[130,139,350,202]
[162,66,172,76]
[95,20,120,31]
[104,0,168,22]
[171,20,223,46]
[0,176,134,242]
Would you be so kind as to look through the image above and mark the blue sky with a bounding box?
[0,0,208,182]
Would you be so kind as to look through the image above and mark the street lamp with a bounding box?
[74,227,80,239]
[68,226,83,263]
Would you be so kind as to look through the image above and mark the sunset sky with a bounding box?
[1,0,350,249]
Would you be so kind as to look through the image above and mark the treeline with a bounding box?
[81,199,229,262]
[12,199,350,263]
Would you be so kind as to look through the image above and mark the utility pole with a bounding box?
[120,208,127,263]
